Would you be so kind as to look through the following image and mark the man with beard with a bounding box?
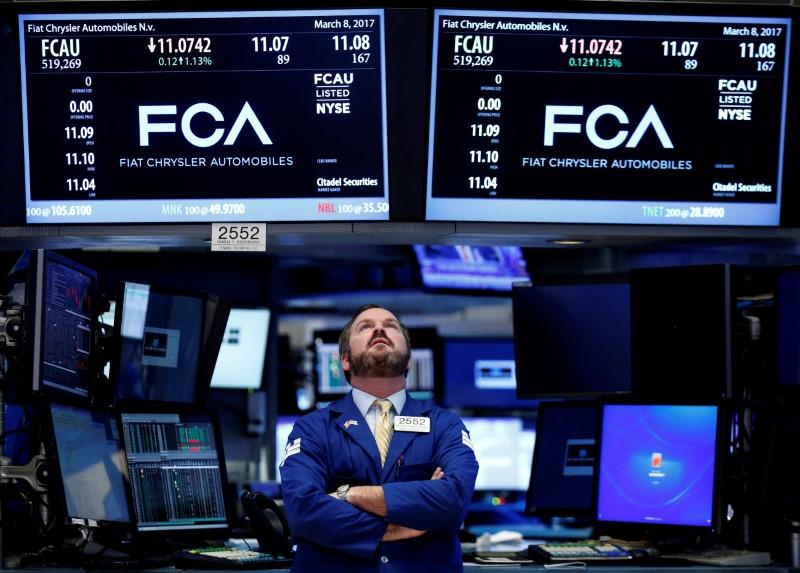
[280,305,479,573]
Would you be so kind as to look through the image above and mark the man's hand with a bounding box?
[382,524,425,542]
[328,466,446,503]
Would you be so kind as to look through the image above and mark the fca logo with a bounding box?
[544,104,674,149]
[138,102,273,147]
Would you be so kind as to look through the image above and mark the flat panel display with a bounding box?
[427,7,792,225]
[119,411,229,533]
[462,416,535,491]
[210,307,270,390]
[512,282,632,397]
[112,282,204,404]
[49,403,131,526]
[19,9,389,223]
[526,401,597,516]
[596,404,720,528]
[31,250,96,399]
[414,245,529,293]
[443,338,537,409]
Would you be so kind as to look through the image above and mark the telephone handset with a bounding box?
[239,490,293,555]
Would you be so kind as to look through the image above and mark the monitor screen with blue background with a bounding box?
[443,339,537,409]
[596,404,719,528]
[414,245,530,292]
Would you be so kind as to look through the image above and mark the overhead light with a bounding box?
[548,239,588,246]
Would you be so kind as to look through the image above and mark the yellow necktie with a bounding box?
[373,399,394,467]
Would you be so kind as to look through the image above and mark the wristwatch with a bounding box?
[336,484,350,501]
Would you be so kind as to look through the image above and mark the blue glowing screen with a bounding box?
[596,404,718,527]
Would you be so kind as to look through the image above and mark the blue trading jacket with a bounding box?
[280,391,479,573]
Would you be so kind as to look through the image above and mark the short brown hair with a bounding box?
[338,304,412,381]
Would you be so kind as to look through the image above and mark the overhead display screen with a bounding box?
[426,8,792,226]
[19,9,389,223]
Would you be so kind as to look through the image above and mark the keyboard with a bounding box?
[669,548,772,566]
[173,547,293,570]
[528,541,633,563]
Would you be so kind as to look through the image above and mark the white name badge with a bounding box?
[394,416,431,433]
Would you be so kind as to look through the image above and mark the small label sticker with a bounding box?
[394,416,430,433]
[211,223,266,252]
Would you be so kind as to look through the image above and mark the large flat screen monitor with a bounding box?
[462,416,535,491]
[210,307,270,390]
[512,282,631,397]
[48,402,131,527]
[29,250,97,400]
[426,6,792,225]
[119,411,230,534]
[526,401,597,516]
[596,404,722,530]
[111,282,205,405]
[443,338,537,409]
[18,9,389,223]
[414,245,529,293]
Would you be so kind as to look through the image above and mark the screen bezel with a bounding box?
[29,250,98,403]
[44,400,133,532]
[109,280,208,407]
[525,399,598,517]
[116,406,232,539]
[592,400,726,536]
[424,1,797,228]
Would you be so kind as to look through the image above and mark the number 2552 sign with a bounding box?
[211,223,267,252]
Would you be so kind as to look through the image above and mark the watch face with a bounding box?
[337,485,349,499]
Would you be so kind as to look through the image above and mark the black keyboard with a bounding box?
[528,541,633,563]
[173,547,293,570]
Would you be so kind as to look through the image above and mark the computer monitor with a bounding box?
[526,401,597,516]
[596,403,723,531]
[414,245,530,293]
[274,415,299,483]
[426,6,792,226]
[512,282,632,398]
[443,338,537,409]
[111,282,205,404]
[29,250,97,399]
[47,402,131,527]
[631,265,732,399]
[210,307,270,390]
[18,9,390,224]
[119,411,230,535]
[462,416,535,491]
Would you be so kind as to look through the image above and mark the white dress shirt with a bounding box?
[351,386,407,436]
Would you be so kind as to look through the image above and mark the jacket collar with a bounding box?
[331,393,381,471]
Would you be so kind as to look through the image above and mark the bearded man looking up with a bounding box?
[280,304,479,573]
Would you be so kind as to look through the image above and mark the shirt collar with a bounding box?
[351,386,406,418]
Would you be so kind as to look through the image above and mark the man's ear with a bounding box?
[341,352,351,373]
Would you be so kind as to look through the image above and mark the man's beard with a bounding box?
[348,345,410,379]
